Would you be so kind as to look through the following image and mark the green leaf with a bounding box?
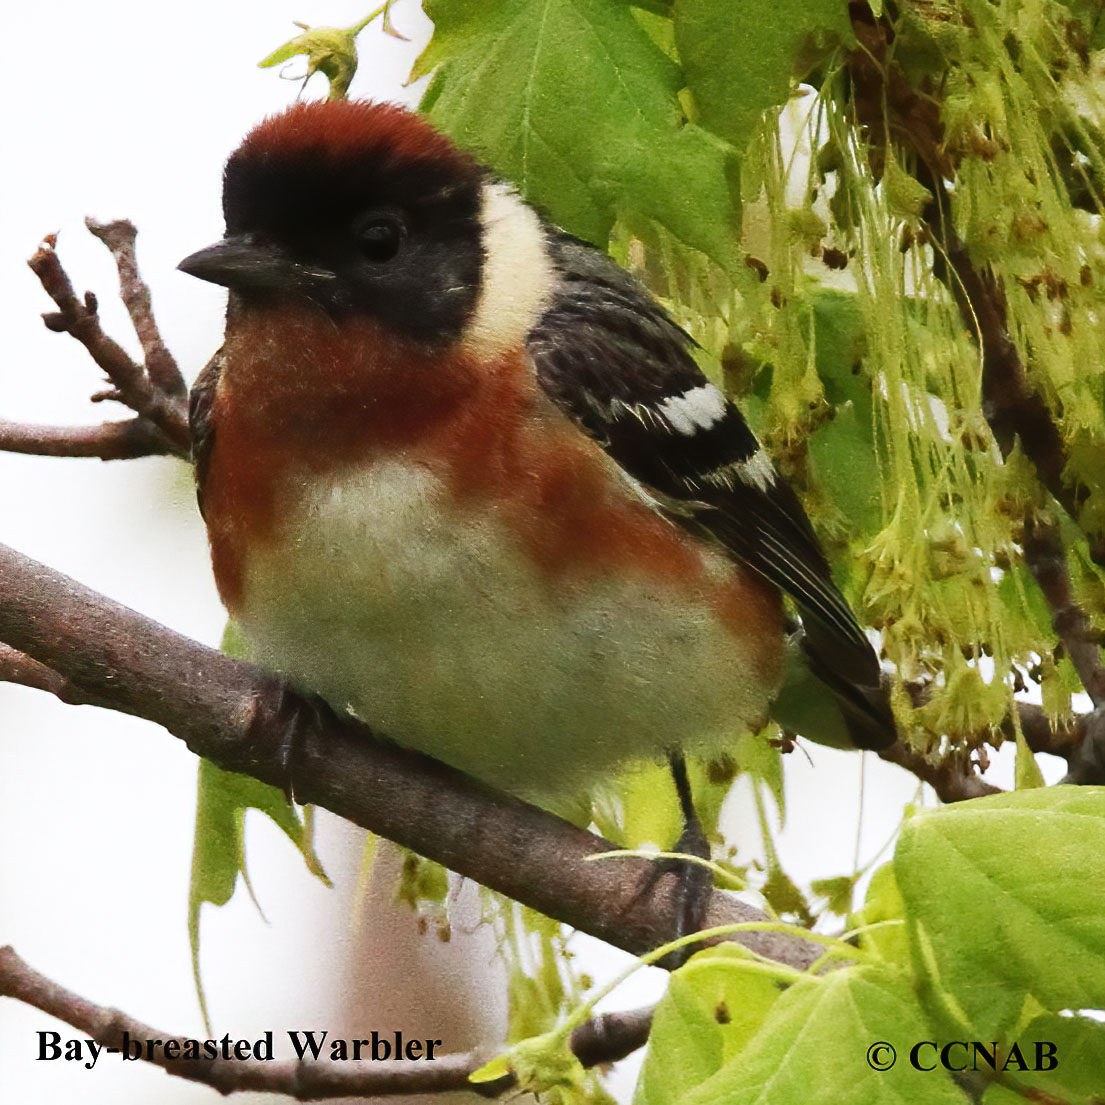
[499,1029,587,1101]
[800,288,882,534]
[807,400,882,532]
[999,1011,1105,1104]
[258,9,401,100]
[1013,729,1046,790]
[978,1085,1029,1105]
[188,758,327,1026]
[259,22,361,100]
[615,763,685,850]
[187,622,328,1027]
[634,946,789,1105]
[996,564,1055,646]
[853,861,911,969]
[415,0,740,269]
[732,728,784,814]
[881,155,932,220]
[471,1054,513,1082]
[895,787,1105,1039]
[673,0,852,150]
[394,850,452,939]
[761,862,813,924]
[802,288,869,403]
[679,966,966,1105]
[810,873,858,917]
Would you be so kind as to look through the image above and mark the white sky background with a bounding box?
[0,4,1069,1104]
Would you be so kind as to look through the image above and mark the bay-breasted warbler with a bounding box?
[179,99,893,811]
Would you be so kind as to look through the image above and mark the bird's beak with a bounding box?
[178,235,335,291]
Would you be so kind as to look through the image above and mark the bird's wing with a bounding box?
[189,350,224,521]
[528,234,893,749]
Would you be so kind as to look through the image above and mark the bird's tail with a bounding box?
[769,616,896,752]
[801,629,897,751]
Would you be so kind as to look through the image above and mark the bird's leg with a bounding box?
[625,753,713,969]
[667,752,712,951]
[259,683,345,805]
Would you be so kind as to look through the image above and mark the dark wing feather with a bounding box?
[189,350,223,521]
[529,234,893,749]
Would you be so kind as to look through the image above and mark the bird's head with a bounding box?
[178,100,495,347]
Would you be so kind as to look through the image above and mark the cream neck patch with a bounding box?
[461,181,557,359]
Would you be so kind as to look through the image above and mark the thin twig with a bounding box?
[85,218,187,399]
[25,234,190,457]
[0,946,651,1099]
[0,417,175,461]
[0,643,99,705]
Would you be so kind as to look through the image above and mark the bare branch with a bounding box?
[0,540,821,971]
[0,417,175,461]
[0,643,97,705]
[1062,708,1105,786]
[0,644,121,712]
[878,740,1001,803]
[85,218,187,400]
[1021,512,1105,707]
[882,698,1105,797]
[0,946,651,1099]
[1012,702,1083,759]
[1007,701,1105,783]
[25,234,190,457]
[568,1005,654,1069]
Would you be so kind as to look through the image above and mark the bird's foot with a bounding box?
[260,683,344,805]
[630,755,714,970]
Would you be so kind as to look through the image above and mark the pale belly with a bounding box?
[237,462,775,804]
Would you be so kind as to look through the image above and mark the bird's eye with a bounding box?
[354,214,404,262]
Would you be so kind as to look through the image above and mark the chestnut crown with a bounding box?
[181,100,487,344]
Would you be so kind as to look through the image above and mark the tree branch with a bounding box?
[1013,702,1081,759]
[0,946,651,1099]
[1007,702,1105,786]
[0,540,821,972]
[1011,701,1105,784]
[1021,512,1105,707]
[1058,707,1105,786]
[878,740,1001,802]
[879,694,1105,796]
[0,417,176,461]
[0,643,85,702]
[85,218,188,401]
[24,231,190,458]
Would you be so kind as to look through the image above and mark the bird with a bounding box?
[178,98,894,823]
